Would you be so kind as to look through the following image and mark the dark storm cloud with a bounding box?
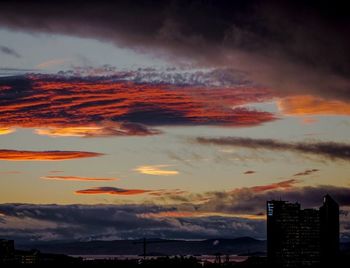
[195,137,350,162]
[0,204,264,242]
[0,45,21,58]
[0,1,349,100]
[0,204,170,242]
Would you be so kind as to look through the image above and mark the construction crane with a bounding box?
[133,238,175,259]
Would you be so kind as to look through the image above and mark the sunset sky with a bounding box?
[0,0,349,243]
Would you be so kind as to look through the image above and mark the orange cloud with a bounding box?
[301,117,318,124]
[36,58,69,69]
[75,187,187,196]
[0,75,275,137]
[75,187,151,195]
[0,149,103,161]
[148,189,188,196]
[249,179,300,193]
[139,211,265,220]
[134,165,179,176]
[226,179,300,195]
[35,123,160,137]
[0,127,15,135]
[0,171,22,174]
[278,95,350,116]
[42,176,117,182]
[35,127,103,137]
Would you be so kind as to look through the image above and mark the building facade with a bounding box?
[320,194,340,264]
[300,209,320,267]
[267,201,302,267]
[267,195,339,268]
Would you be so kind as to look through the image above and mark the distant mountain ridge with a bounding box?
[17,237,266,256]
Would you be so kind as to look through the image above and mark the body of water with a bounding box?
[70,254,248,263]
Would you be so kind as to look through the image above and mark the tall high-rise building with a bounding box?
[320,194,340,264]
[267,195,339,268]
[267,201,301,267]
[300,209,320,267]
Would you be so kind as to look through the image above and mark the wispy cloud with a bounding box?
[0,171,22,175]
[0,149,103,161]
[0,127,15,135]
[139,211,265,220]
[35,123,160,138]
[248,179,300,193]
[75,187,186,197]
[293,169,319,177]
[134,165,179,176]
[0,45,21,58]
[195,137,350,162]
[42,176,118,182]
[160,181,350,218]
[48,170,64,174]
[301,117,318,124]
[75,187,151,195]
[36,58,69,69]
[149,189,188,196]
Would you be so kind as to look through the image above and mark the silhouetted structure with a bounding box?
[267,195,340,268]
[300,209,320,266]
[267,201,301,267]
[0,239,15,263]
[320,194,340,264]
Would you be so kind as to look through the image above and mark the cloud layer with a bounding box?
[0,74,275,137]
[196,137,350,162]
[75,187,151,196]
[42,176,117,182]
[0,149,103,161]
[0,1,349,100]
[0,203,265,242]
[0,181,349,243]
[75,187,187,197]
[278,95,350,116]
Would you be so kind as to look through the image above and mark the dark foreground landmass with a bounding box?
[2,254,350,268]
[2,238,350,267]
[17,237,266,256]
